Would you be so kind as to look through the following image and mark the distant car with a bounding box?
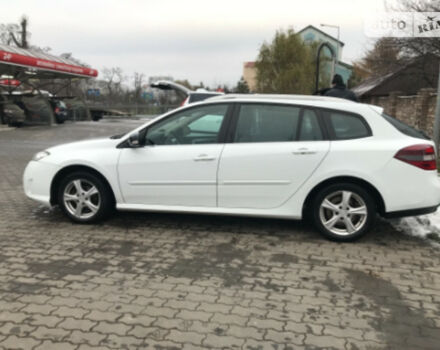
[17,98,51,124]
[24,94,440,241]
[1,90,68,125]
[0,101,26,126]
[49,99,68,124]
[150,80,223,106]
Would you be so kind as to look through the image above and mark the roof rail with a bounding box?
[208,93,354,103]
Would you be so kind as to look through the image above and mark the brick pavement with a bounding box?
[0,120,439,349]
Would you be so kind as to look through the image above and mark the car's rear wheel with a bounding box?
[311,183,376,241]
[57,171,113,223]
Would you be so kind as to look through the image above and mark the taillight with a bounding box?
[180,97,189,106]
[55,107,60,113]
[394,144,437,170]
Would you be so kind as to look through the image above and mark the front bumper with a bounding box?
[23,160,60,206]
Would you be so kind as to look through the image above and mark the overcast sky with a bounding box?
[2,0,389,87]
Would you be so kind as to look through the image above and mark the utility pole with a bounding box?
[20,16,28,49]
[9,15,29,48]
[433,64,440,154]
[320,24,340,79]
[315,42,335,93]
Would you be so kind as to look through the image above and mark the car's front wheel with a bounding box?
[311,183,376,241]
[57,171,113,223]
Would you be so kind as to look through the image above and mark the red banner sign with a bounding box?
[0,50,98,78]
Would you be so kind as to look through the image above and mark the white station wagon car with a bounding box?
[23,95,440,241]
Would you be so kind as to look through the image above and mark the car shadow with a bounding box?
[30,204,430,247]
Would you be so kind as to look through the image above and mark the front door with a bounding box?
[118,103,230,207]
[218,104,330,209]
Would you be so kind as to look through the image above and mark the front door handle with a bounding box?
[194,154,216,161]
[292,148,317,155]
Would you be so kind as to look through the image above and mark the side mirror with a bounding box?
[127,132,141,148]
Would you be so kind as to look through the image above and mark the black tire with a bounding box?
[57,171,114,223]
[8,122,23,127]
[311,183,376,242]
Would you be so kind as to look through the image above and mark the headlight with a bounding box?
[32,151,50,161]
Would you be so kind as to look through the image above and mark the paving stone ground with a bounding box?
[0,119,439,350]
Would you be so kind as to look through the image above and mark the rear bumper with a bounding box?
[378,158,440,212]
[383,204,439,218]
[5,115,25,124]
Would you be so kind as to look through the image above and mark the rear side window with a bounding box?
[327,111,371,140]
[234,104,300,142]
[299,109,323,141]
[382,113,429,140]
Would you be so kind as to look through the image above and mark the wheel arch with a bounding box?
[50,164,116,206]
[302,176,386,217]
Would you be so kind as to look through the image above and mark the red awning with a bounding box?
[0,44,97,79]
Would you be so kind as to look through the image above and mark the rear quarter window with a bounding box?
[382,113,429,140]
[326,111,371,140]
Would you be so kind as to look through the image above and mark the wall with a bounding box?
[242,62,257,92]
[362,88,437,137]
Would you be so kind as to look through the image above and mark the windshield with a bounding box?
[381,113,430,140]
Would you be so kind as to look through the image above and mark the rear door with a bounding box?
[218,103,330,209]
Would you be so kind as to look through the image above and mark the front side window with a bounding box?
[234,104,301,143]
[327,111,371,140]
[145,104,228,145]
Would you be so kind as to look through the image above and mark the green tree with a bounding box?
[234,76,250,93]
[255,28,317,94]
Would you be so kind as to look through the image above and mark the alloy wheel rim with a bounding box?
[63,179,100,219]
[319,190,367,236]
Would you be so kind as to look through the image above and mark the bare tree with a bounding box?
[352,1,440,82]
[390,0,440,57]
[102,67,125,102]
[0,16,30,48]
[354,37,405,78]
[133,72,145,103]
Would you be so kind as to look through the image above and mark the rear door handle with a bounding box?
[292,148,317,155]
[193,154,216,161]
